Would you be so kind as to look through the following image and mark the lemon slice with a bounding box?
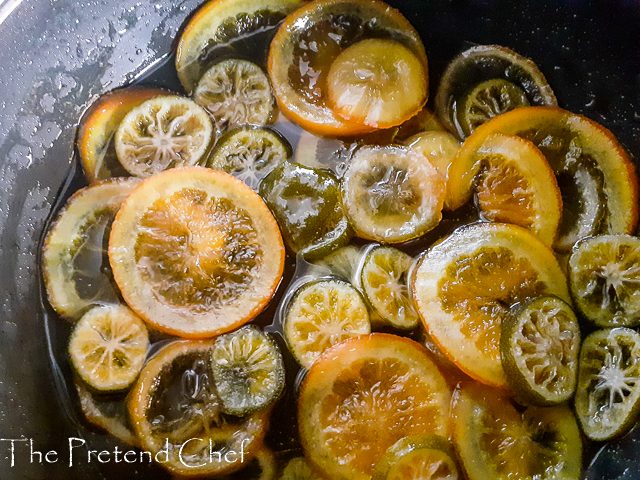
[411,222,570,388]
[358,245,419,330]
[569,235,640,327]
[128,339,268,476]
[452,382,582,480]
[575,328,640,441]
[501,295,580,405]
[212,325,285,416]
[326,38,428,129]
[69,304,149,392]
[207,126,291,190]
[115,95,212,178]
[194,59,276,131]
[77,86,167,183]
[450,133,562,246]
[176,0,304,93]
[405,130,461,184]
[42,178,141,321]
[373,434,459,480]
[109,167,284,338]
[298,334,451,480]
[283,279,370,369]
[341,146,445,243]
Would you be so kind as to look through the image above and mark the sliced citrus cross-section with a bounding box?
[411,222,570,388]
[299,334,451,480]
[109,167,284,338]
[284,279,370,369]
[115,95,213,178]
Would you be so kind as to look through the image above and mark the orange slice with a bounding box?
[77,86,168,183]
[446,106,638,251]
[299,333,451,480]
[268,0,427,137]
[410,222,570,388]
[109,167,284,338]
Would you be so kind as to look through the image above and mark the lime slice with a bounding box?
[457,78,530,138]
[69,304,149,392]
[569,235,640,327]
[207,126,291,189]
[42,178,141,321]
[373,434,459,480]
[326,38,428,129]
[341,146,445,243]
[212,325,285,416]
[283,279,370,369]
[280,457,322,480]
[194,59,276,131]
[575,327,640,441]
[312,245,363,283]
[359,245,419,330]
[452,382,582,480]
[501,295,580,405]
[115,95,213,178]
[260,162,351,260]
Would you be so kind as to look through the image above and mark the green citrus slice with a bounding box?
[452,382,582,480]
[501,295,580,405]
[69,304,149,392]
[212,325,285,416]
[326,38,428,129]
[312,245,363,283]
[411,222,570,388]
[373,434,459,480]
[280,457,322,480]
[299,334,451,480]
[176,0,303,93]
[42,178,141,321]
[128,339,268,476]
[341,146,445,243]
[206,126,291,190]
[358,245,419,330]
[283,279,370,369]
[77,86,168,183]
[575,327,640,441]
[109,167,284,338]
[115,95,212,178]
[569,235,640,327]
[194,59,276,131]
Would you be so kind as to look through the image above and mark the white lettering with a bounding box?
[179,438,205,468]
[68,437,86,467]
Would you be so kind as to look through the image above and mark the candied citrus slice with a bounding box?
[326,38,428,129]
[446,106,639,251]
[569,235,640,327]
[342,146,445,243]
[69,304,149,392]
[128,339,268,476]
[207,126,291,190]
[75,380,138,446]
[450,133,562,246]
[283,279,370,369]
[451,382,582,480]
[280,457,322,480]
[312,245,363,283]
[109,167,284,338]
[194,59,276,131]
[115,96,212,178]
[299,334,451,480]
[575,328,640,441]
[77,86,168,183]
[176,0,304,93]
[268,0,427,137]
[405,130,461,183]
[358,245,419,330]
[212,325,285,416]
[411,222,570,388]
[223,448,277,480]
[501,295,580,405]
[435,45,556,139]
[260,162,351,260]
[42,178,141,321]
[373,434,459,480]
